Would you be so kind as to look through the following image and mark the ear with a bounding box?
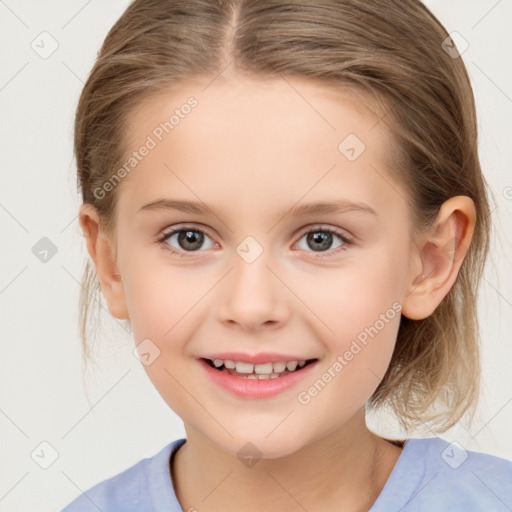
[78,203,129,320]
[401,196,476,320]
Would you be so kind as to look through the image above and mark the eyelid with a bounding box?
[159,222,215,238]
[294,224,354,243]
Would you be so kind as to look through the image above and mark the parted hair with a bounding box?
[74,0,492,433]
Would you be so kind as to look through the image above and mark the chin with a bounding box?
[213,430,308,462]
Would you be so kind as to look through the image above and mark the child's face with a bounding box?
[113,76,416,457]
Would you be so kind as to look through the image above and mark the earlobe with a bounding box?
[401,196,475,320]
[78,203,130,320]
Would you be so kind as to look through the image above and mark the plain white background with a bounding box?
[1,1,511,510]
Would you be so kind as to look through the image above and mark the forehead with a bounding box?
[124,76,388,148]
[117,76,406,220]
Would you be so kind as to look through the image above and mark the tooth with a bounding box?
[298,360,306,368]
[213,359,223,368]
[270,373,279,379]
[254,362,273,374]
[224,360,236,369]
[258,374,270,380]
[246,374,258,379]
[272,362,287,373]
[236,361,254,373]
[286,361,298,371]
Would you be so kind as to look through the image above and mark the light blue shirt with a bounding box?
[61,436,512,511]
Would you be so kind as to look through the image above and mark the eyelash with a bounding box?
[156,224,353,259]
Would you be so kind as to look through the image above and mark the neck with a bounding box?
[171,409,403,512]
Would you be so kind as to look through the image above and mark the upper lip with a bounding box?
[201,352,317,365]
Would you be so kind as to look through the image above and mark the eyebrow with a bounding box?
[138,198,378,218]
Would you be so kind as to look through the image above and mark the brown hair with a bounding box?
[75,0,492,433]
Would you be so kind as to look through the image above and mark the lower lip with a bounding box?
[198,358,318,399]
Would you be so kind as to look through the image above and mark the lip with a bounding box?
[201,352,314,365]
[198,357,319,399]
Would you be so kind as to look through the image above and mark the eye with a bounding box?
[157,224,352,258]
[295,226,352,256]
[157,226,217,255]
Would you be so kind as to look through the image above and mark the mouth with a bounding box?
[201,357,318,379]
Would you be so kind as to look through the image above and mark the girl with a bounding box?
[62,0,512,510]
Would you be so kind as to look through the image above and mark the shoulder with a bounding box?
[60,438,186,512]
[403,437,512,510]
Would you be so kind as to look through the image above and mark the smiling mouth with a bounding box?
[202,358,318,379]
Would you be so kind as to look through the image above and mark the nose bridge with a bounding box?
[216,241,289,329]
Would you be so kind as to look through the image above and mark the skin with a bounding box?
[79,74,476,511]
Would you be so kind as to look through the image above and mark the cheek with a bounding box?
[294,253,403,337]
[123,260,208,342]
[123,267,210,415]
[289,252,404,387]
[296,287,401,428]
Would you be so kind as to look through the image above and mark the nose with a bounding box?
[216,254,290,331]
